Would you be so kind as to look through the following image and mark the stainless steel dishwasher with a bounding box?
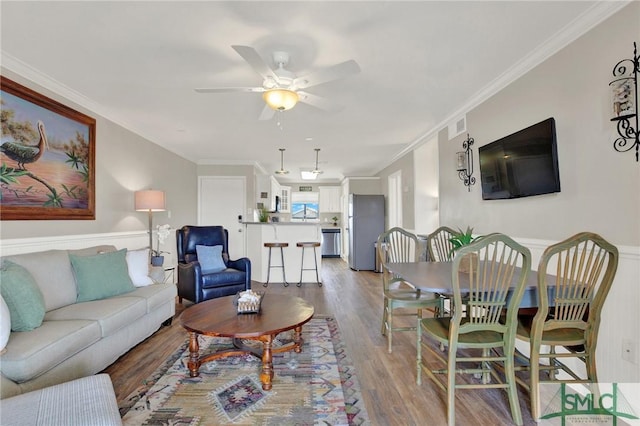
[321,228,341,258]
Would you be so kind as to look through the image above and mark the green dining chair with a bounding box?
[378,227,443,353]
[514,232,619,421]
[426,226,458,316]
[426,226,457,262]
[418,233,532,426]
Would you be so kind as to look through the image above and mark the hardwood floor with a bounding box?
[103,258,536,425]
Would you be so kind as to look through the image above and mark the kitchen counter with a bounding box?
[244,222,322,284]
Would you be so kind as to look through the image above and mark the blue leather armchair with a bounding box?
[176,225,251,304]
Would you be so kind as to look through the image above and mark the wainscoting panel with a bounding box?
[0,231,149,256]
[517,237,640,384]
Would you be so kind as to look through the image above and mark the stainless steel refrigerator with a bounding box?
[348,194,385,271]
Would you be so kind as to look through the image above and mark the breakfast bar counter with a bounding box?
[243,222,322,284]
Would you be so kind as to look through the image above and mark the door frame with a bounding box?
[197,175,247,257]
[388,170,403,229]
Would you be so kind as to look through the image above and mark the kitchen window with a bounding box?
[290,192,319,221]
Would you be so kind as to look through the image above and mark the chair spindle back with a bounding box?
[536,232,619,333]
[427,226,457,262]
[452,233,532,334]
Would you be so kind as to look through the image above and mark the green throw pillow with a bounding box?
[70,248,135,302]
[0,260,46,332]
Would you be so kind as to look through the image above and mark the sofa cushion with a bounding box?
[70,249,136,302]
[67,245,117,258]
[44,297,147,338]
[201,269,246,288]
[0,295,11,352]
[0,320,101,383]
[0,374,121,426]
[117,283,178,313]
[2,250,76,312]
[126,248,154,287]
[0,261,46,331]
[196,245,226,274]
[1,246,118,313]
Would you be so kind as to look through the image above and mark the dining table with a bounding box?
[386,261,555,309]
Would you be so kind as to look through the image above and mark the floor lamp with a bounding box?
[134,190,166,253]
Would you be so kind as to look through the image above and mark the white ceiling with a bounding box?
[0,1,624,183]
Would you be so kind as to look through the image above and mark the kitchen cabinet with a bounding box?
[280,186,291,213]
[269,176,280,212]
[255,175,270,208]
[319,186,342,212]
[256,176,289,212]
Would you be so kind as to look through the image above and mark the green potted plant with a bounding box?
[331,216,339,226]
[449,226,479,272]
[258,207,270,223]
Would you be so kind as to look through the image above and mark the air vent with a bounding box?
[448,116,467,140]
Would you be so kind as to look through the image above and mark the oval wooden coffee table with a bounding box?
[180,293,314,390]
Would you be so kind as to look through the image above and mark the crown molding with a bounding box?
[375,0,632,174]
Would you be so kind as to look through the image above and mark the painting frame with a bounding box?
[1,76,96,220]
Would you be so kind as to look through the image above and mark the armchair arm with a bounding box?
[227,257,252,290]
[177,261,204,303]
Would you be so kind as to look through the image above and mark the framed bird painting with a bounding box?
[0,76,95,220]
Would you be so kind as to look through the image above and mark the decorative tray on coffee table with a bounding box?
[233,290,264,314]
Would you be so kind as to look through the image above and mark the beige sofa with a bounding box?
[0,245,176,399]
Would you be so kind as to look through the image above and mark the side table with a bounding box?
[164,266,176,284]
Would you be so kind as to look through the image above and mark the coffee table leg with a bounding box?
[293,325,304,353]
[187,332,201,377]
[260,334,274,390]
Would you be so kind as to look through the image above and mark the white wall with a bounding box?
[413,136,439,235]
[437,3,640,383]
[0,70,198,266]
[439,5,639,245]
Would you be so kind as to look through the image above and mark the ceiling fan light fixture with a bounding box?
[263,89,299,111]
[275,148,289,175]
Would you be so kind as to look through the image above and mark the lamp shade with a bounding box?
[134,190,166,211]
[263,89,299,111]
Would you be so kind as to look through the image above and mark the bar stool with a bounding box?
[263,242,289,287]
[296,242,322,287]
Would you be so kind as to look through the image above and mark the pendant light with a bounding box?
[312,148,323,175]
[275,148,289,175]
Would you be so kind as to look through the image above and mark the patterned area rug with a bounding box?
[119,316,369,425]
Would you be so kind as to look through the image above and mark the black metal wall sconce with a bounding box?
[609,42,639,162]
[456,134,475,192]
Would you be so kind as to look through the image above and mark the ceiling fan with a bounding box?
[195,45,361,120]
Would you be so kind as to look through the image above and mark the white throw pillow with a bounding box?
[126,248,154,287]
[0,294,10,352]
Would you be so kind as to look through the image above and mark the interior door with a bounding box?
[198,176,246,258]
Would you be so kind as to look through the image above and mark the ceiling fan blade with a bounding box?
[231,45,279,82]
[194,87,265,94]
[297,91,341,112]
[293,59,361,89]
[258,104,276,121]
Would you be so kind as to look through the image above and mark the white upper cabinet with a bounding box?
[280,186,291,213]
[319,186,342,212]
[270,176,280,212]
[255,175,270,208]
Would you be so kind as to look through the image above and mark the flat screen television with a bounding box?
[478,117,560,200]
